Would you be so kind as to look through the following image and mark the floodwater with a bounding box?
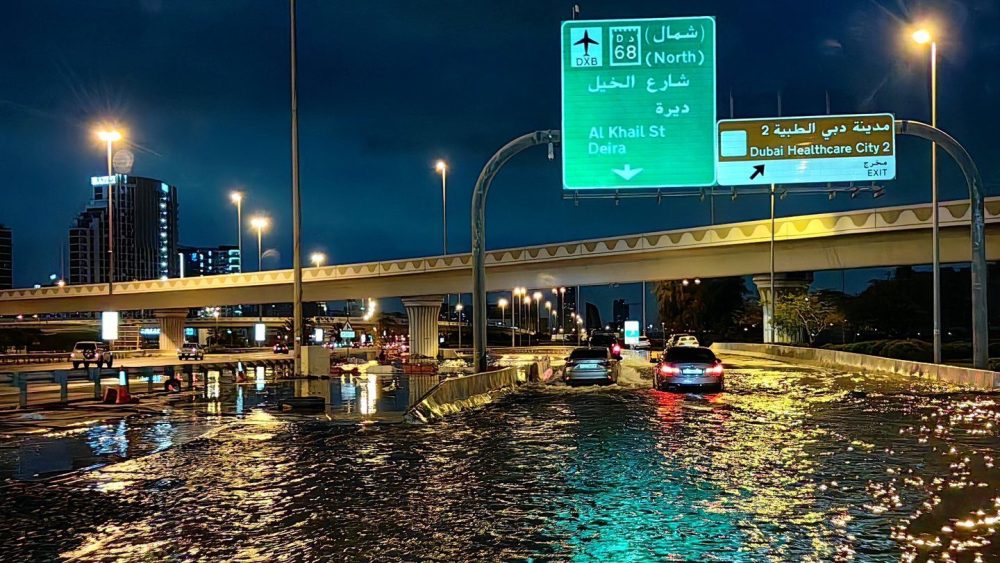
[1,355,998,562]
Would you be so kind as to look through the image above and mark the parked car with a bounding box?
[563,346,621,386]
[653,346,724,392]
[178,342,205,361]
[70,341,114,369]
[273,342,290,354]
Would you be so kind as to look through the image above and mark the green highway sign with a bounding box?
[561,17,717,190]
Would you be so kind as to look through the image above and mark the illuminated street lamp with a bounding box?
[455,302,464,348]
[435,160,448,255]
[911,24,942,363]
[545,301,553,338]
[230,192,243,272]
[310,252,326,267]
[250,216,269,272]
[532,291,543,337]
[96,129,122,287]
[523,294,532,346]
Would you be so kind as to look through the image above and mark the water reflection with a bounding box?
[0,357,998,561]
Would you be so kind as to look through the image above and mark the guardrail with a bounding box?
[0,352,70,366]
[0,358,296,409]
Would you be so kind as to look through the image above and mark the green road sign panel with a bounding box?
[717,113,896,185]
[561,17,717,190]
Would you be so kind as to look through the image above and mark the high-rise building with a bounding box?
[69,175,179,284]
[179,245,240,277]
[0,225,11,290]
[613,298,630,324]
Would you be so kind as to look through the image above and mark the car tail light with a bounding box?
[659,363,679,376]
[612,344,621,355]
[707,362,724,376]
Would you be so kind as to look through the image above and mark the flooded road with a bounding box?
[1,354,998,561]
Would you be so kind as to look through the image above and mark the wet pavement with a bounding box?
[1,354,999,561]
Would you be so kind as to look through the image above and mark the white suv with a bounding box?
[70,341,114,369]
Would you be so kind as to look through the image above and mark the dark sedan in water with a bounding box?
[563,347,620,386]
[654,346,724,392]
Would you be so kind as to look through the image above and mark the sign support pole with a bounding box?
[894,120,988,369]
[769,183,776,344]
[471,130,560,372]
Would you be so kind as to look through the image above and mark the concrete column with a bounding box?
[751,273,814,344]
[402,295,444,359]
[154,308,188,352]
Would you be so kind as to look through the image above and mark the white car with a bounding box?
[674,335,700,347]
[632,336,651,350]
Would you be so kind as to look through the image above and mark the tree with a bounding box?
[772,291,844,344]
[654,277,748,338]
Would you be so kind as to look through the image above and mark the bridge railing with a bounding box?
[0,352,71,366]
[0,358,296,409]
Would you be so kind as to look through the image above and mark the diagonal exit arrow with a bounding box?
[612,164,644,180]
[749,164,765,180]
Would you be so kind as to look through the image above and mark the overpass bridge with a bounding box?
[1,197,997,355]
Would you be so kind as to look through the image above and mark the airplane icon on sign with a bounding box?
[573,29,599,55]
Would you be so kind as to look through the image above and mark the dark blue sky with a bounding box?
[0,0,997,293]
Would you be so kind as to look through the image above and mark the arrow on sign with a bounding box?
[612,164,644,181]
[749,164,765,180]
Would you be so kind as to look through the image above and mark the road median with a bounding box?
[712,342,998,389]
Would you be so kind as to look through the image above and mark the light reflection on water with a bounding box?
[0,357,997,561]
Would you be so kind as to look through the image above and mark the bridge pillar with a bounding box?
[154,308,188,352]
[402,295,444,359]
[751,273,814,344]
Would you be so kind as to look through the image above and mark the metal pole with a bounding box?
[106,140,114,292]
[930,41,941,364]
[536,301,540,344]
[895,119,988,368]
[769,183,776,344]
[471,130,560,371]
[442,167,448,255]
[641,281,646,335]
[236,198,242,273]
[442,168,449,333]
[257,228,263,272]
[257,227,263,322]
[290,0,303,376]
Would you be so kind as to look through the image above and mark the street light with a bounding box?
[545,301,552,336]
[436,160,450,327]
[435,160,448,255]
[455,302,464,348]
[911,24,942,363]
[497,297,510,346]
[523,294,532,346]
[310,252,326,267]
[533,291,543,338]
[230,192,243,272]
[96,129,122,287]
[250,216,269,271]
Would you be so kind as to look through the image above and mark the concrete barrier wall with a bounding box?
[406,366,520,422]
[712,342,999,389]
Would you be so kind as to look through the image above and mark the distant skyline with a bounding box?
[0,0,997,291]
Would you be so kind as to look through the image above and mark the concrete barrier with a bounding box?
[406,366,519,422]
[712,342,999,389]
